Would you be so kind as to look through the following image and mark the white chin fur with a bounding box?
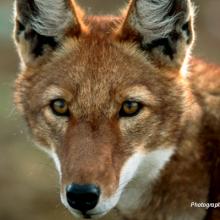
[117,147,175,215]
[62,147,174,217]
[94,147,175,216]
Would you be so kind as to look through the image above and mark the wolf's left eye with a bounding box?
[119,101,143,117]
[50,99,69,116]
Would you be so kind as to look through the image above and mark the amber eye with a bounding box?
[119,101,143,117]
[50,99,69,116]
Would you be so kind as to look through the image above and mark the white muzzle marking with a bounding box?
[52,147,175,218]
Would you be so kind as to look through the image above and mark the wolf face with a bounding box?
[14,0,199,219]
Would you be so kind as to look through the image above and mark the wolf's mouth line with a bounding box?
[82,211,105,219]
[88,212,105,215]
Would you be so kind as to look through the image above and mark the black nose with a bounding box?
[66,184,100,212]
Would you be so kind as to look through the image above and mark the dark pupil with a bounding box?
[126,102,135,109]
[55,100,65,109]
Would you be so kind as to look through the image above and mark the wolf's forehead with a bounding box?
[44,38,158,108]
[58,38,151,85]
[66,70,137,110]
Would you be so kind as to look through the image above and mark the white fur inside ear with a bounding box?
[31,0,74,36]
[129,0,193,42]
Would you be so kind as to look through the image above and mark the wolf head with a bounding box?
[14,0,195,218]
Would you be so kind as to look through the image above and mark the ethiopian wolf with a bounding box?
[13,0,220,219]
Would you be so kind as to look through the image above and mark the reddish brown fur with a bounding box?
[14,1,220,220]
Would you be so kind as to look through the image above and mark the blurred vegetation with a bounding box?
[0,0,220,220]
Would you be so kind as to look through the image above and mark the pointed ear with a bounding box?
[119,0,195,69]
[14,0,84,66]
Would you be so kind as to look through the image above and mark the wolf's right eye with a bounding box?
[50,99,70,116]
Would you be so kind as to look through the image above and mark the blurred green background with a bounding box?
[0,0,220,220]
